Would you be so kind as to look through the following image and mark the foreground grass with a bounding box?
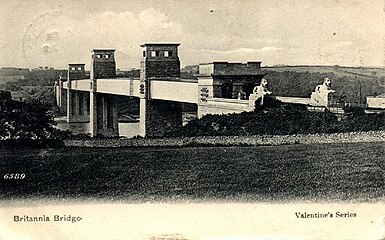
[0,142,384,202]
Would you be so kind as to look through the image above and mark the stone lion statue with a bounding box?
[315,77,335,94]
[253,78,272,105]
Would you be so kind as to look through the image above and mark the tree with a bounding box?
[0,91,56,140]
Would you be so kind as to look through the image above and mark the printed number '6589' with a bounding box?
[4,173,25,179]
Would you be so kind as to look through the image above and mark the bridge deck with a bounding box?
[276,96,311,105]
[63,78,199,104]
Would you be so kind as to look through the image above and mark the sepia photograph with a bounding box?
[0,0,385,239]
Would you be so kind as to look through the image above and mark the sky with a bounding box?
[0,0,384,69]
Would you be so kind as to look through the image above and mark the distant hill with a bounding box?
[116,69,140,78]
[0,67,66,106]
[262,65,385,79]
[0,67,67,86]
[0,67,31,84]
[0,67,30,76]
[0,67,67,87]
[181,65,199,79]
[182,64,385,80]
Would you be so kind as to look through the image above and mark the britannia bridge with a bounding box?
[54,43,345,137]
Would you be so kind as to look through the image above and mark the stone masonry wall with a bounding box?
[93,62,116,79]
[144,99,183,137]
[144,60,180,78]
[63,131,385,148]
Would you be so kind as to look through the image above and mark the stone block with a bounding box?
[310,92,333,106]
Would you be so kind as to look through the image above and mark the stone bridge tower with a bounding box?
[139,43,183,137]
[89,49,119,137]
[90,49,116,79]
[66,64,89,123]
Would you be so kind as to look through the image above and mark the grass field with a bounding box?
[0,142,384,202]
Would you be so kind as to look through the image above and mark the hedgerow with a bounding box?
[169,97,384,137]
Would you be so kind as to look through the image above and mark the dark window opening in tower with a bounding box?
[143,51,146,57]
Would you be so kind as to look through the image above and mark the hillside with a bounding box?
[0,67,66,107]
[1,64,384,107]
[257,65,385,104]
[180,64,384,103]
[262,65,385,79]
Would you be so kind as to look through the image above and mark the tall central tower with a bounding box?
[139,43,182,137]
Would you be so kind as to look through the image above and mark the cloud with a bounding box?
[20,8,184,69]
[181,46,284,66]
[3,1,384,68]
[198,47,282,55]
[335,41,354,47]
[260,47,283,52]
[199,48,257,54]
[138,8,168,27]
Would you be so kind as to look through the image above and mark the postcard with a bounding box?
[0,0,384,239]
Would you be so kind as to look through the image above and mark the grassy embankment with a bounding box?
[1,141,384,202]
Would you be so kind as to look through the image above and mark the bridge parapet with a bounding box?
[97,78,141,97]
[198,97,252,117]
[276,96,311,105]
[150,80,199,104]
[62,78,143,97]
[367,95,385,109]
[68,79,90,92]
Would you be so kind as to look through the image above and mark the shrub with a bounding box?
[0,91,62,141]
[169,98,383,137]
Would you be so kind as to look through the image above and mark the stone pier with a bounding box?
[138,43,183,137]
[66,90,90,123]
[89,49,119,137]
[139,99,182,137]
[66,64,89,123]
[54,78,67,114]
[90,92,119,137]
